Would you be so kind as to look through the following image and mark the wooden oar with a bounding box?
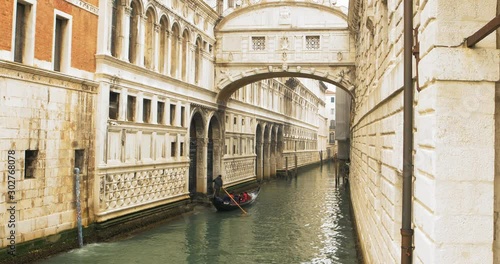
[222,187,247,214]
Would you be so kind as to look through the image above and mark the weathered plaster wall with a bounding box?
[0,62,97,248]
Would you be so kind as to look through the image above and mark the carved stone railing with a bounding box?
[223,156,256,184]
[280,150,320,169]
[98,165,188,213]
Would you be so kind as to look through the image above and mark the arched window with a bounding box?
[128,0,140,64]
[170,24,179,77]
[144,8,155,70]
[194,37,202,84]
[110,0,120,57]
[181,29,189,81]
[159,16,168,74]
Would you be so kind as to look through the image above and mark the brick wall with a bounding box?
[1,0,97,72]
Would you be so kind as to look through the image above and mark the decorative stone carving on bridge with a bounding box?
[281,36,289,50]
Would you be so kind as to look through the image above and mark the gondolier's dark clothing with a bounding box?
[213,175,223,197]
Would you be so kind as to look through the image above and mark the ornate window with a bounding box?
[252,36,265,51]
[144,8,155,70]
[181,29,189,81]
[305,36,320,50]
[194,37,202,84]
[110,0,119,57]
[170,24,179,77]
[128,0,140,64]
[159,17,168,74]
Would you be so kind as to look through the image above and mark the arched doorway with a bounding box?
[270,125,277,177]
[263,125,270,179]
[189,112,204,195]
[255,124,263,181]
[277,126,284,170]
[207,115,222,195]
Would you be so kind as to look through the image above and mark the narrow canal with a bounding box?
[39,162,360,264]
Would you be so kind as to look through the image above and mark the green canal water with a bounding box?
[38,163,360,264]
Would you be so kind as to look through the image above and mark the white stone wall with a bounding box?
[0,62,97,247]
[348,0,499,263]
[413,0,498,263]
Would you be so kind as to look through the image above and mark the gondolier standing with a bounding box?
[213,175,223,197]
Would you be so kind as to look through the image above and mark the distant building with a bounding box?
[325,85,337,157]
[335,88,351,160]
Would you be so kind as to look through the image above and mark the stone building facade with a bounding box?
[0,0,336,258]
[0,0,99,252]
[325,87,337,157]
[335,87,351,160]
[347,0,499,263]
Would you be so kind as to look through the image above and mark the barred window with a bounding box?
[252,37,265,50]
[306,36,320,50]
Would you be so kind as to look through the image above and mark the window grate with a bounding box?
[306,36,320,50]
[252,37,265,50]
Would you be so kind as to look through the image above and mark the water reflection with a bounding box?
[39,163,359,264]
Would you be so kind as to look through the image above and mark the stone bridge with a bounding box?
[213,0,356,104]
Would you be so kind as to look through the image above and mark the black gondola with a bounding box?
[211,187,261,211]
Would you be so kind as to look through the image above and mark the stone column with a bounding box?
[136,92,143,123]
[165,30,171,75]
[118,87,127,121]
[197,137,208,193]
[97,83,111,166]
[137,14,146,67]
[174,102,179,127]
[98,0,113,55]
[181,35,189,81]
[189,42,196,84]
[165,98,171,125]
[263,141,270,179]
[256,141,263,181]
[270,141,277,177]
[210,137,219,176]
[151,95,158,124]
[153,23,160,72]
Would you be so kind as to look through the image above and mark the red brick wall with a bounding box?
[0,0,13,51]
[1,0,97,72]
[71,9,98,72]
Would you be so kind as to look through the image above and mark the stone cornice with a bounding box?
[190,103,219,113]
[150,0,218,35]
[217,27,349,33]
[216,1,348,30]
[0,60,98,93]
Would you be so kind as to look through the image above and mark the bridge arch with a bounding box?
[215,70,354,105]
[214,0,356,105]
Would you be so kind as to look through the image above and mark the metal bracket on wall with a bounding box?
[466,14,500,48]
[413,28,421,92]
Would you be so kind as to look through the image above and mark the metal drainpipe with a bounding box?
[74,168,83,248]
[401,0,414,263]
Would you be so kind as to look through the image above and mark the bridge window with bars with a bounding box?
[252,36,266,50]
[305,36,320,50]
